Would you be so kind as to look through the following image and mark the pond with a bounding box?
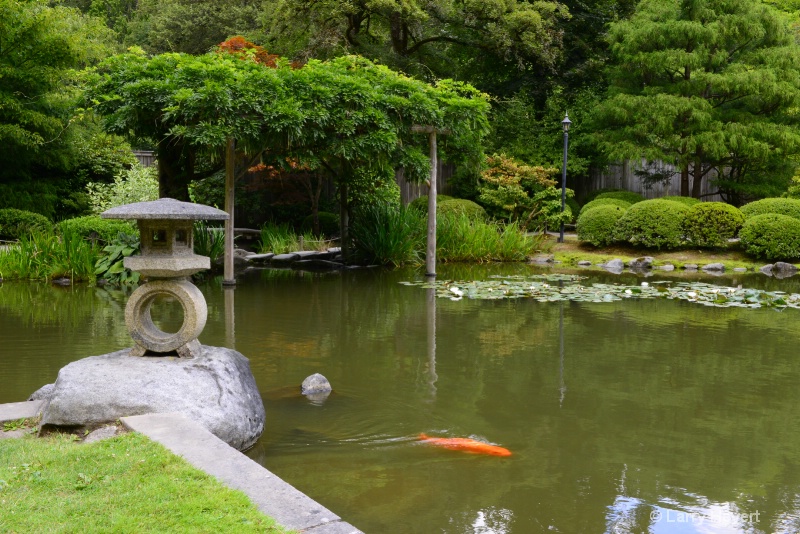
[2,265,800,533]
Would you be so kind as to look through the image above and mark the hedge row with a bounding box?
[577,199,744,251]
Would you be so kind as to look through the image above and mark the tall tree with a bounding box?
[0,0,115,182]
[592,0,800,201]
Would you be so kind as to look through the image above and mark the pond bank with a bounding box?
[0,402,363,534]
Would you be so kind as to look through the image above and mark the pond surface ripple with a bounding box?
[2,265,800,533]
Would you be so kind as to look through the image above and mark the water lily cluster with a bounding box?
[401,275,800,310]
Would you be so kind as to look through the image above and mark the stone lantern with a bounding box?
[101,198,228,358]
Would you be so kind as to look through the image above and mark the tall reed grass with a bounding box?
[436,213,540,262]
[0,229,100,282]
[258,222,331,254]
[350,204,425,266]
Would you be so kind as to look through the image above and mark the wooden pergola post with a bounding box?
[223,137,236,286]
[411,125,449,277]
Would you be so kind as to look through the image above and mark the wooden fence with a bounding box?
[396,163,455,205]
[133,150,156,168]
[576,160,724,202]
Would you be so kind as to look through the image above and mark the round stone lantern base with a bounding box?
[125,279,207,358]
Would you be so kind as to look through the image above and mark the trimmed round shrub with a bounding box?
[0,208,52,240]
[683,202,744,248]
[408,194,454,214]
[56,216,137,243]
[661,195,701,207]
[740,198,800,220]
[438,199,487,220]
[614,199,689,249]
[594,190,645,204]
[579,198,632,216]
[301,212,340,237]
[577,205,627,247]
[739,213,800,261]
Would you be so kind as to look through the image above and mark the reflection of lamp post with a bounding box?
[559,114,571,243]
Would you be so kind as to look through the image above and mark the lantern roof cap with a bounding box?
[101,198,229,220]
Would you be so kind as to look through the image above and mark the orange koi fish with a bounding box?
[418,433,512,457]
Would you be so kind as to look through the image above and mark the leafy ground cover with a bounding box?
[0,432,291,533]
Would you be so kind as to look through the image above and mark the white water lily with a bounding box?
[449,287,464,297]
[641,282,649,287]
[688,292,697,298]
[711,288,719,294]
[625,289,632,295]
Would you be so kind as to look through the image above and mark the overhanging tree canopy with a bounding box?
[85,47,489,198]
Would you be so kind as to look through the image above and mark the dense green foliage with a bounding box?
[739,213,800,261]
[662,196,701,207]
[0,229,99,282]
[0,209,52,240]
[477,154,557,222]
[349,204,425,266]
[437,199,486,221]
[593,190,645,204]
[683,202,745,248]
[56,216,136,243]
[94,232,141,285]
[579,198,632,216]
[436,214,540,263]
[86,164,159,214]
[594,0,800,201]
[577,205,627,247]
[614,199,690,249]
[740,198,800,220]
[408,195,455,214]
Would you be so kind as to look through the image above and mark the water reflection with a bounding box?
[5,267,800,533]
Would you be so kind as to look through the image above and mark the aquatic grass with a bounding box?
[258,222,300,254]
[0,432,289,533]
[194,221,226,259]
[402,275,800,310]
[350,203,425,266]
[0,229,100,282]
[436,213,540,262]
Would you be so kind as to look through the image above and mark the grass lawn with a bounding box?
[0,431,293,534]
[544,235,766,271]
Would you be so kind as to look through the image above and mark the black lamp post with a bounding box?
[559,113,571,243]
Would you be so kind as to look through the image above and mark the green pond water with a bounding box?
[3,265,800,533]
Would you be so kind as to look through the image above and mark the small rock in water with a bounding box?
[577,260,592,267]
[602,259,624,274]
[683,264,698,270]
[702,263,725,272]
[659,263,675,271]
[759,264,774,276]
[773,262,798,279]
[628,256,654,270]
[301,373,332,403]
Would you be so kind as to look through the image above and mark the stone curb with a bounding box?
[0,400,44,423]
[121,412,363,534]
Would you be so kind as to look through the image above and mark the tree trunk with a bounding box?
[157,139,193,201]
[680,165,690,197]
[691,157,703,199]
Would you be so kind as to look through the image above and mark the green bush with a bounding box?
[586,189,645,204]
[740,198,800,221]
[577,205,628,247]
[661,195,701,207]
[579,198,632,216]
[614,199,689,249]
[595,190,646,204]
[438,199,486,220]
[350,203,425,266]
[301,212,340,237]
[86,164,159,214]
[739,213,800,261]
[683,202,744,248]
[408,195,454,214]
[0,209,52,240]
[57,216,137,243]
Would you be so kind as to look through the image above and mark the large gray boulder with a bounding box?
[40,346,265,451]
